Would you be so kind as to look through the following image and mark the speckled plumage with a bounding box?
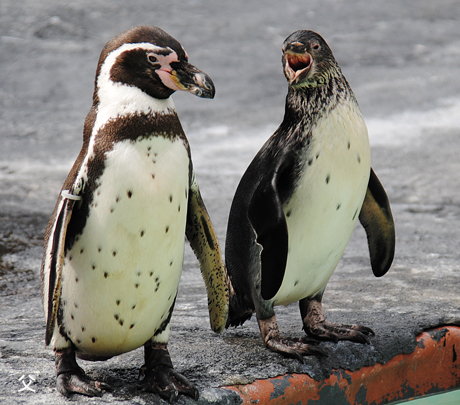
[225,30,394,360]
[40,26,227,401]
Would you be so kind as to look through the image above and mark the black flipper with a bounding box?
[44,181,84,345]
[359,168,395,277]
[247,153,293,301]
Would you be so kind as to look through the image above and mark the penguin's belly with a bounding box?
[273,103,371,306]
[58,136,190,357]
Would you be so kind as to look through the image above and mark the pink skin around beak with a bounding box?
[154,50,184,92]
[284,51,313,84]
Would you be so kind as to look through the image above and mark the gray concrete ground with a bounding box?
[1,0,460,404]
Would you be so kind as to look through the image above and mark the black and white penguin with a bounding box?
[41,26,228,402]
[225,30,395,361]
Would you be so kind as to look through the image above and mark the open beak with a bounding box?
[159,61,216,99]
[283,50,313,85]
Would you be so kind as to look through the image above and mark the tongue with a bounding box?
[288,53,311,72]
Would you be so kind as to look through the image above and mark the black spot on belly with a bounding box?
[118,319,124,326]
[147,146,151,151]
[75,277,79,283]
[116,197,119,203]
[127,190,133,198]
[326,174,330,184]
[135,283,139,289]
[112,250,117,257]
[92,337,96,343]
[69,255,73,261]
[92,264,96,270]
[116,300,120,306]
[130,324,134,329]
[114,314,119,320]
[357,154,361,163]
[71,314,74,320]
[152,174,155,180]
[185,189,188,199]
[294,280,299,286]
[98,247,102,253]
[155,277,159,282]
[136,271,141,277]
[81,326,85,332]
[336,204,341,210]
[308,158,313,166]
[169,195,173,203]
[178,205,181,212]
[347,141,351,150]
[110,208,114,213]
[352,208,359,220]
[150,271,154,277]
[316,153,320,159]
[140,230,145,237]
[74,302,78,309]
[170,261,173,266]
[80,248,84,254]
[104,272,108,278]
[165,226,169,233]
[77,339,81,344]
[286,209,292,217]
[132,305,136,310]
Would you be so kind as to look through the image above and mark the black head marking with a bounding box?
[94,26,214,101]
[282,30,339,88]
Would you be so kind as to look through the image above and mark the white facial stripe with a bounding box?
[76,43,178,196]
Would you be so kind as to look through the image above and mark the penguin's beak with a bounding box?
[161,62,216,99]
[283,48,313,85]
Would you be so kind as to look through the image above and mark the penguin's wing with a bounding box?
[43,181,84,345]
[186,172,229,333]
[247,151,292,301]
[359,168,395,277]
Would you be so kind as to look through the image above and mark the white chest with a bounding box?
[58,136,190,357]
[273,102,371,306]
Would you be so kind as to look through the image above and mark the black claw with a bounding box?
[140,341,199,402]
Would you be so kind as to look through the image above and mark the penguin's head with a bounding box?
[282,30,339,89]
[94,26,215,101]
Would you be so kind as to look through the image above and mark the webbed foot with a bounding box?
[300,297,374,344]
[139,341,199,403]
[55,347,111,397]
[258,315,327,363]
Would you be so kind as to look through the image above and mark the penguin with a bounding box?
[40,26,228,402]
[225,30,395,361]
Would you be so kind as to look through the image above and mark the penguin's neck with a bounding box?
[92,81,177,137]
[280,75,355,143]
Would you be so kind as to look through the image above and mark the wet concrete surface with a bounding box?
[1,0,460,403]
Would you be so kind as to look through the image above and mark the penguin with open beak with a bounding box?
[225,30,395,361]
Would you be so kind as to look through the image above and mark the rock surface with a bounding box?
[1,0,460,403]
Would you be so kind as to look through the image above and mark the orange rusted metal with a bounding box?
[224,326,460,404]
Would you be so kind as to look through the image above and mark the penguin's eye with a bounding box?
[312,43,320,51]
[147,54,158,64]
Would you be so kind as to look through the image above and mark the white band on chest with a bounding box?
[61,190,82,201]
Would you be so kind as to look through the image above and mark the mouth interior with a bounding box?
[287,53,312,72]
